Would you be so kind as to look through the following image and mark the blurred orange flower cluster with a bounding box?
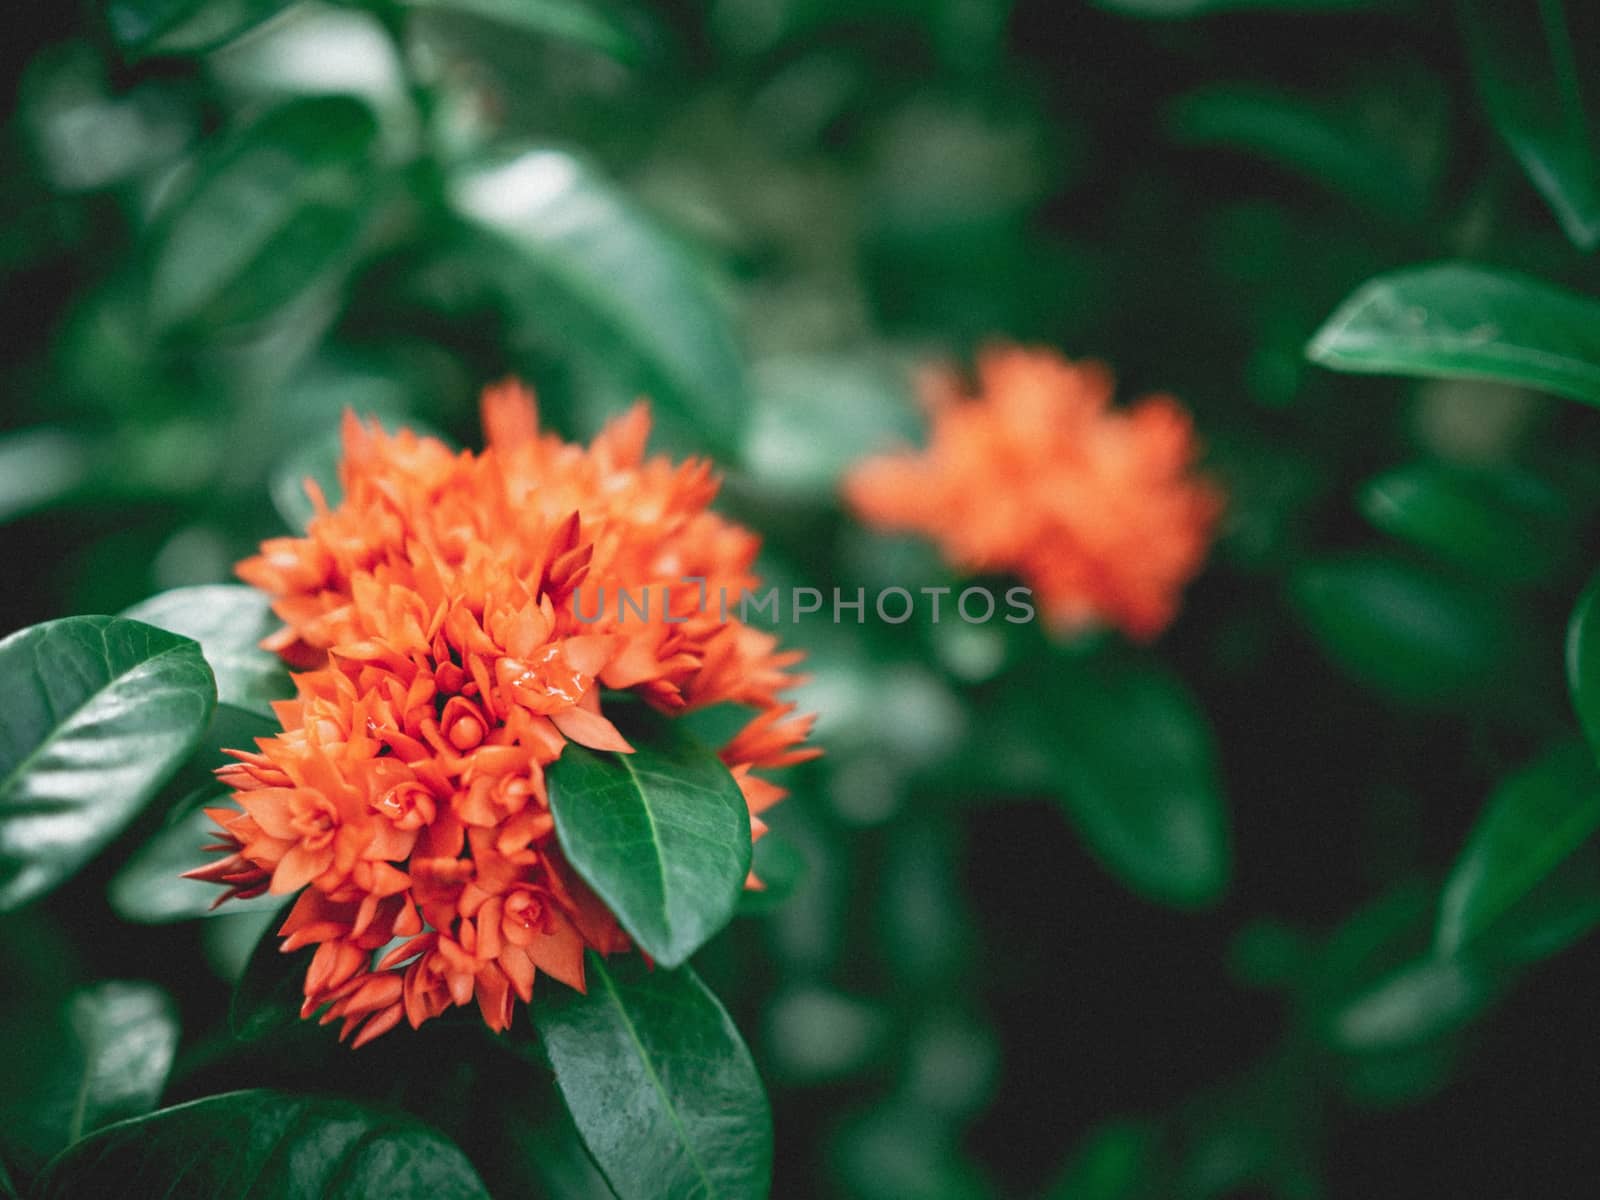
[192,384,816,1045]
[845,345,1224,641]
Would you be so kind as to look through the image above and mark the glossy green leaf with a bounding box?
[548,712,751,966]
[0,616,216,911]
[449,150,747,456]
[469,1057,618,1200]
[31,1090,490,1199]
[1463,0,1600,250]
[1436,741,1600,956]
[1168,84,1429,221]
[1566,567,1600,757]
[533,953,772,1200]
[1357,461,1573,585]
[1292,554,1521,708]
[0,982,178,1173]
[121,586,293,721]
[400,0,640,61]
[1307,262,1600,404]
[105,0,298,58]
[1022,655,1231,907]
[109,789,282,923]
[147,96,381,334]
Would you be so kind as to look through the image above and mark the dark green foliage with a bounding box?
[31,1089,490,1199]
[121,587,293,720]
[1308,263,1600,403]
[0,980,179,1178]
[0,617,215,910]
[548,711,753,968]
[1013,651,1231,907]
[6,0,1600,1197]
[533,954,773,1199]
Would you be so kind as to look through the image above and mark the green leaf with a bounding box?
[65,984,178,1137]
[1168,84,1429,221]
[1463,0,1600,250]
[1021,654,1231,907]
[1291,554,1522,708]
[1436,741,1600,956]
[109,789,283,923]
[1300,883,1490,1108]
[105,0,298,58]
[204,906,285,984]
[0,616,216,911]
[147,96,382,334]
[1567,567,1600,757]
[1357,461,1574,586]
[1305,884,1435,1014]
[1326,958,1490,1050]
[1458,839,1600,967]
[449,150,747,457]
[399,0,640,62]
[0,911,84,1179]
[1307,262,1600,404]
[150,704,279,824]
[121,586,293,721]
[230,902,308,1040]
[31,1090,490,1199]
[0,985,178,1184]
[533,953,772,1200]
[0,982,179,1173]
[548,712,751,966]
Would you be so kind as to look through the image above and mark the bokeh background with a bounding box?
[5,1,1600,1197]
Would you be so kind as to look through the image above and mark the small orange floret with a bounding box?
[199,381,814,1044]
[843,344,1224,641]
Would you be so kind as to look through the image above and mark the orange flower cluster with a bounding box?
[844,345,1223,641]
[192,383,816,1045]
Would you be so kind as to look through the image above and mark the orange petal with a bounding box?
[481,379,539,448]
[270,843,331,894]
[550,707,632,753]
[526,913,586,991]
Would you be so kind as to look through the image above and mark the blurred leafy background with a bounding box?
[5,0,1600,1197]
